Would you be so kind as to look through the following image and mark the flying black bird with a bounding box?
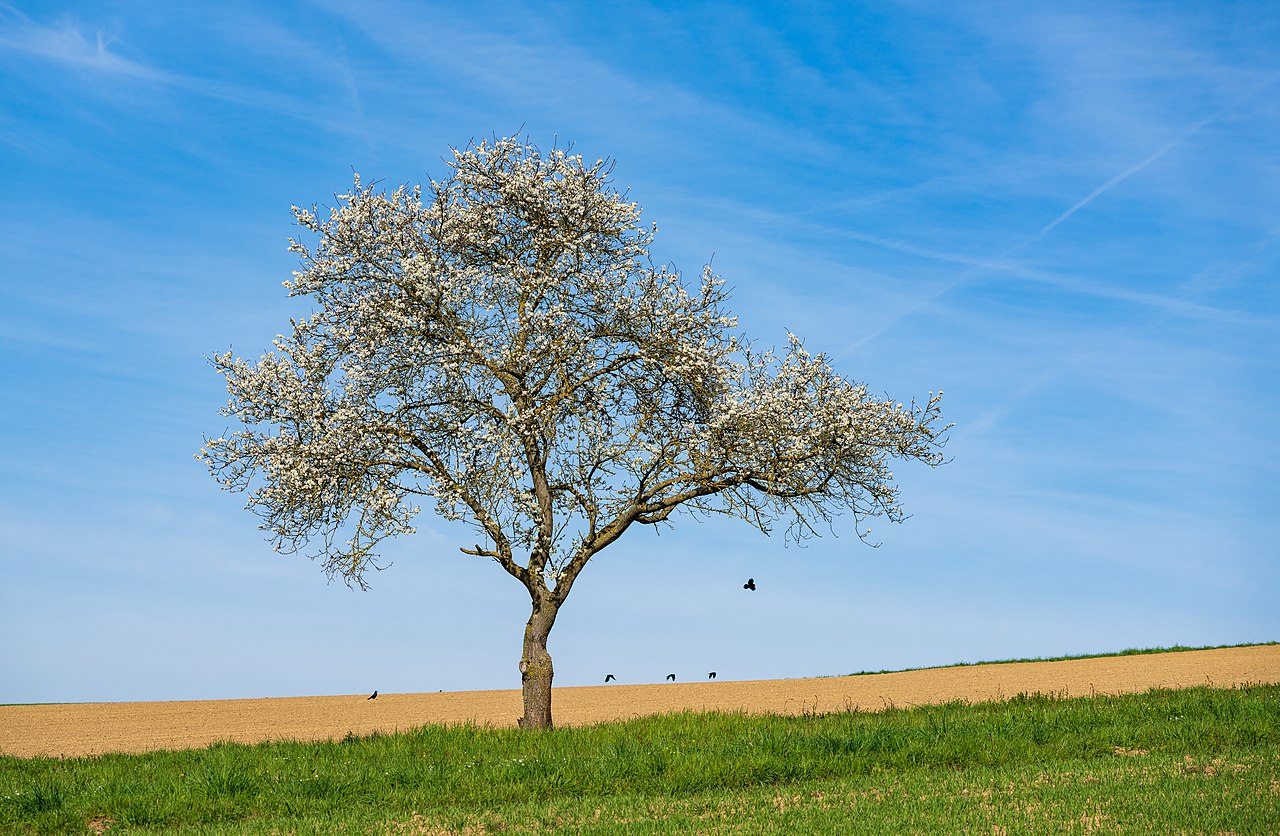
[708,672,717,680]
[604,674,616,683]
[666,673,676,681]
[367,690,378,700]
[743,578,756,591]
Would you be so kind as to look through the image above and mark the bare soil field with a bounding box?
[3,645,1276,758]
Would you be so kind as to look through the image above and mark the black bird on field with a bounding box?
[743,578,756,591]
[708,672,716,680]
[604,674,616,683]
[666,673,676,681]
[367,690,378,700]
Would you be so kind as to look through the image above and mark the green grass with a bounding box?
[844,640,1279,677]
[3,684,1278,833]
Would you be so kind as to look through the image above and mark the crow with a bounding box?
[367,690,378,700]
[708,672,716,680]
[666,673,676,681]
[604,674,616,683]
[743,578,756,591]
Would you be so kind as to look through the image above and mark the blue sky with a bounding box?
[2,1,1277,704]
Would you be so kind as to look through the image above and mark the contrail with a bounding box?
[841,75,1279,356]
[1026,74,1278,247]
[1025,110,1224,247]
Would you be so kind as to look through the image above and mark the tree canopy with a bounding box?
[201,136,949,727]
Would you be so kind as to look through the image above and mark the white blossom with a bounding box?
[200,135,950,601]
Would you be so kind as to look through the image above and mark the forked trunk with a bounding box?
[520,597,558,729]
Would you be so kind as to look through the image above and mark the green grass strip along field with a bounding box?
[844,640,1279,677]
[2,684,1278,834]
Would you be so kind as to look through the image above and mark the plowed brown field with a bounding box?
[3,645,1276,758]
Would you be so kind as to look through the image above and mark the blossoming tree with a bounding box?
[201,137,949,729]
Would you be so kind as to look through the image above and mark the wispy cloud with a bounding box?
[309,0,844,168]
[0,5,376,142]
[0,6,161,78]
[682,191,1275,341]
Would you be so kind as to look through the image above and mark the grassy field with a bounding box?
[3,683,1277,834]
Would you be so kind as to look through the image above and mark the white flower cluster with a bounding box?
[201,137,949,597]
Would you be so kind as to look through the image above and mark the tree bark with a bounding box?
[520,596,558,729]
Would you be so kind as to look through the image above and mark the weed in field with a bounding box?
[6,775,63,816]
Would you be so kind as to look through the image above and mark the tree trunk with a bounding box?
[520,596,558,729]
